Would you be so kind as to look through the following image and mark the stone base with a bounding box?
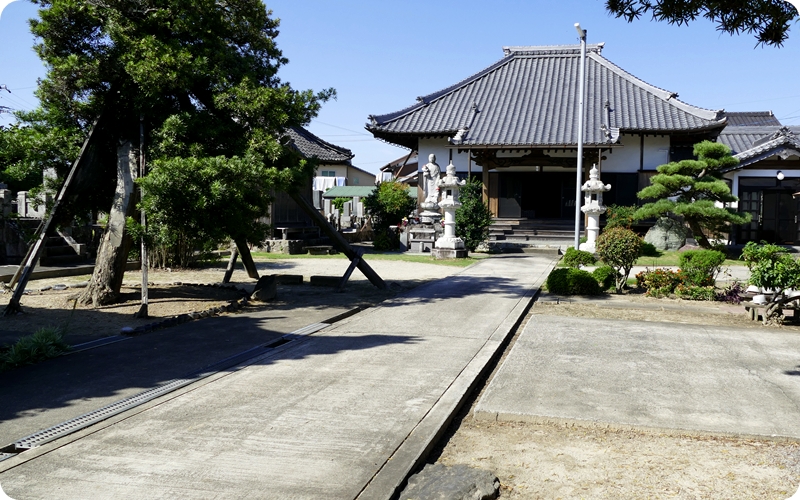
[419,210,441,225]
[579,242,596,253]
[431,248,468,259]
[435,236,465,250]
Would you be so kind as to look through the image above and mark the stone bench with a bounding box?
[275,226,320,240]
[744,299,800,323]
[304,245,334,256]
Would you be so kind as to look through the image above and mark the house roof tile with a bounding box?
[286,127,354,163]
[367,44,725,149]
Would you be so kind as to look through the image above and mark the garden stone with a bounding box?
[251,274,277,302]
[644,217,688,251]
[400,463,500,500]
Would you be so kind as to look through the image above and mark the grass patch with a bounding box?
[634,250,743,268]
[250,251,489,267]
[1,326,70,372]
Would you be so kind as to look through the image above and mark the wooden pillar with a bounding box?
[482,164,489,204]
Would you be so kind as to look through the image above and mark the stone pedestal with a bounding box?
[409,226,436,253]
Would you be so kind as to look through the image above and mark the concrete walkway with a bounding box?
[476,314,800,439]
[0,254,557,500]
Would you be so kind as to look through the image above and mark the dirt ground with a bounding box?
[3,260,800,498]
[433,295,800,499]
[0,258,450,347]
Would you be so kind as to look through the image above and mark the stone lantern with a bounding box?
[432,162,468,259]
[579,164,611,253]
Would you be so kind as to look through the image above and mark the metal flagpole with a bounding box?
[573,23,587,249]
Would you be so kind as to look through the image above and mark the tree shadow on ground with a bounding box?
[0,312,419,448]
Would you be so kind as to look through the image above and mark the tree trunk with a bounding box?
[78,141,138,306]
[687,219,711,249]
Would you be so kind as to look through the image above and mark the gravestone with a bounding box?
[0,189,11,217]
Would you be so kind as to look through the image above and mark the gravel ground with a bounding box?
[431,296,800,500]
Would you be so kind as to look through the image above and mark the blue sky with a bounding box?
[1,0,798,174]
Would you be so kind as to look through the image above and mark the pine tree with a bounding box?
[634,141,751,249]
[27,0,333,304]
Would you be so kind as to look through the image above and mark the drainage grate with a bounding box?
[0,452,15,462]
[290,322,329,337]
[67,335,130,354]
[13,376,200,450]
[10,322,331,451]
[264,338,292,349]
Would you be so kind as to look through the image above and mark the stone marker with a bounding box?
[400,463,500,500]
[644,217,688,251]
[251,274,277,301]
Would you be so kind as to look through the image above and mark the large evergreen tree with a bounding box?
[634,140,751,248]
[605,0,798,47]
[26,0,333,305]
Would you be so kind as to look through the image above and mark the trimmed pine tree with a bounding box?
[634,141,751,248]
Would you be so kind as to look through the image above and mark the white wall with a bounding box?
[419,138,471,172]
[601,134,670,173]
[421,134,671,174]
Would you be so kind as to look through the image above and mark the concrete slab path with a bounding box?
[476,314,800,439]
[0,254,557,500]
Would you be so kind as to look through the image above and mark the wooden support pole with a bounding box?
[288,191,386,290]
[222,244,239,284]
[4,119,102,316]
[135,114,148,319]
[234,237,259,279]
[337,247,363,292]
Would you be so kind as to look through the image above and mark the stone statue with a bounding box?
[421,154,441,205]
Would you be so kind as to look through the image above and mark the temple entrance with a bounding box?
[496,171,576,219]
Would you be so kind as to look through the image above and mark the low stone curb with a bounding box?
[119,282,251,336]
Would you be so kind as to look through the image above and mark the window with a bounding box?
[353,177,359,185]
[320,170,336,177]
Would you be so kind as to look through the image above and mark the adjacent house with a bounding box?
[718,114,800,244]
[378,152,419,185]
[268,126,370,231]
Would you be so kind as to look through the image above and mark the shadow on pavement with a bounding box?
[0,312,416,447]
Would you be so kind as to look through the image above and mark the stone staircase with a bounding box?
[487,218,580,253]
[40,230,88,266]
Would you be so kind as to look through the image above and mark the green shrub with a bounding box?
[740,241,800,323]
[1,326,70,371]
[678,249,726,286]
[640,241,660,257]
[563,247,596,268]
[675,284,717,301]
[604,204,637,230]
[332,197,350,212]
[455,178,494,251]
[371,228,398,252]
[364,181,416,251]
[592,265,618,291]
[635,268,682,297]
[596,227,643,293]
[546,268,602,296]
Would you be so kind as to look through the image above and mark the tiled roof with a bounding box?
[286,127,354,163]
[729,127,800,168]
[367,44,725,149]
[724,111,781,127]
[717,125,782,154]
